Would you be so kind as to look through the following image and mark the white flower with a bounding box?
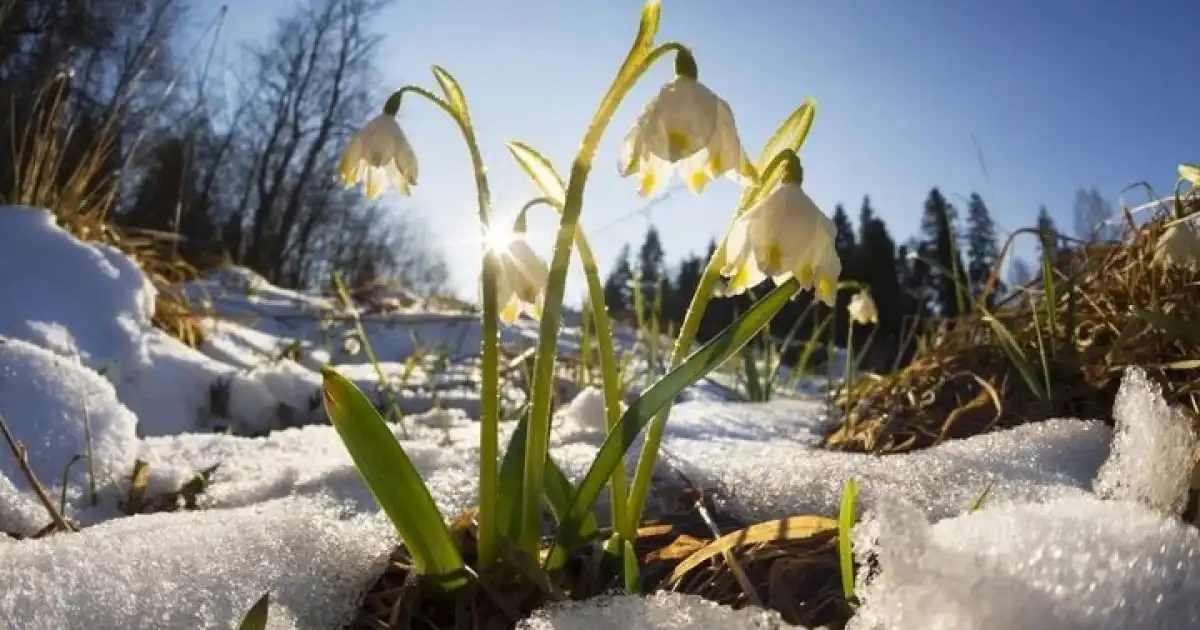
[719,158,841,306]
[1154,217,1200,271]
[490,232,549,325]
[343,334,362,356]
[338,113,418,199]
[618,53,751,197]
[848,291,878,326]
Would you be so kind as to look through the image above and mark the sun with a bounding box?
[484,224,516,254]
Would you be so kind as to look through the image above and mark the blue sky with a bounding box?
[201,0,1200,302]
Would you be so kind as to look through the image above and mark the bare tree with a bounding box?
[1073,186,1120,243]
[223,0,391,285]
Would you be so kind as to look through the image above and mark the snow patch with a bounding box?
[0,496,393,630]
[1094,366,1197,515]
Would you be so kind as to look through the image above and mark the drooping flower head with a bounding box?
[618,48,753,197]
[1154,216,1200,272]
[485,225,550,325]
[720,151,841,306]
[848,290,878,326]
[338,103,419,199]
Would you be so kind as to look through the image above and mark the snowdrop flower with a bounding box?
[618,48,751,197]
[338,113,418,199]
[720,152,841,306]
[848,291,878,326]
[343,334,362,356]
[1154,217,1200,272]
[1179,163,1200,188]
[488,227,550,325]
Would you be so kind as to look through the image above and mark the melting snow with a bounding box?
[1,205,1197,629]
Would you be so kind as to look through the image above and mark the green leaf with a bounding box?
[431,65,470,119]
[981,312,1046,401]
[1180,163,1200,187]
[545,277,800,569]
[507,142,567,206]
[837,479,858,602]
[968,478,995,513]
[321,367,468,588]
[237,593,270,630]
[497,410,598,540]
[1133,307,1200,344]
[741,344,764,402]
[737,100,816,213]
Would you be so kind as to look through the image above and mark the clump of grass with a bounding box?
[825,187,1200,454]
[4,69,205,348]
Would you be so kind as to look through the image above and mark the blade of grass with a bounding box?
[237,593,270,630]
[321,367,468,588]
[838,478,858,602]
[980,310,1046,401]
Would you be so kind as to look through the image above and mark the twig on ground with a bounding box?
[0,411,78,533]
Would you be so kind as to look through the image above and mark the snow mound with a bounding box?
[669,415,1110,522]
[519,591,799,630]
[0,206,154,372]
[0,472,46,536]
[851,495,1200,630]
[0,337,138,504]
[1094,366,1197,515]
[0,496,393,630]
[136,412,485,518]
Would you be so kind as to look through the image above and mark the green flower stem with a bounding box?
[844,324,854,432]
[517,40,688,557]
[518,196,630,541]
[625,240,724,532]
[386,85,502,569]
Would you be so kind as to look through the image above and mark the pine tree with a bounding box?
[1035,205,1059,263]
[832,203,857,257]
[670,253,704,327]
[965,193,1001,303]
[918,188,968,318]
[856,213,904,367]
[857,196,876,243]
[603,244,634,321]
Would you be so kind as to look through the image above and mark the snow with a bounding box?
[1094,366,1198,515]
[0,496,393,630]
[669,416,1111,522]
[849,496,1200,630]
[0,338,139,513]
[518,592,797,629]
[1,204,1198,629]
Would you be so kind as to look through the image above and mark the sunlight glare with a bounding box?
[484,224,516,254]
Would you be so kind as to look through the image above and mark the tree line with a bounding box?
[602,186,1120,371]
[0,0,450,296]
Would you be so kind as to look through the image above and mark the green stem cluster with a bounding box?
[384,85,503,568]
[517,38,688,557]
[517,197,630,538]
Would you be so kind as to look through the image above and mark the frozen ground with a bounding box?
[1,205,1198,629]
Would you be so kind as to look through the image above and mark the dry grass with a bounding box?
[5,76,204,348]
[347,481,855,630]
[824,193,1200,454]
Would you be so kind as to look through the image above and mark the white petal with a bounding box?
[508,239,549,300]
[637,155,672,198]
[722,215,751,273]
[707,98,746,180]
[618,121,646,178]
[642,77,720,163]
